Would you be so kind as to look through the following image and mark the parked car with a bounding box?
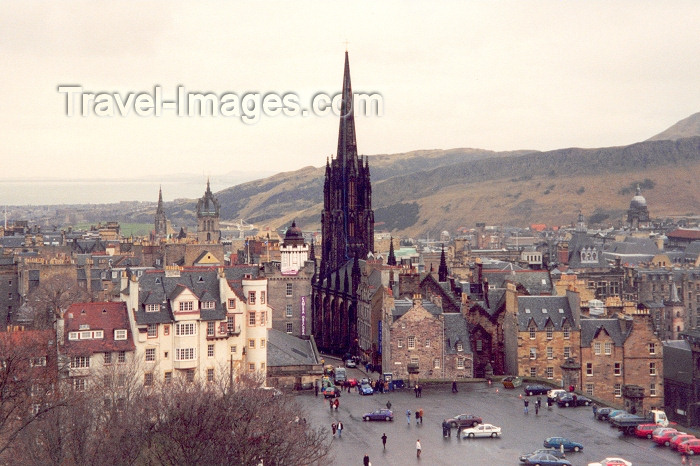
[345,358,357,368]
[606,410,628,423]
[595,407,614,421]
[460,423,501,438]
[502,376,523,388]
[334,367,347,384]
[359,383,374,396]
[522,452,572,466]
[587,458,632,466]
[524,384,549,396]
[446,413,483,429]
[547,389,567,401]
[360,377,370,385]
[322,386,341,398]
[635,423,659,439]
[519,449,567,463]
[670,433,696,450]
[557,394,592,407]
[678,438,700,455]
[362,408,393,421]
[653,428,681,446]
[543,437,584,452]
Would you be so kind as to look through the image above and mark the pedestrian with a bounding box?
[330,399,334,412]
[418,385,422,397]
[441,420,449,437]
[592,403,598,418]
[419,408,424,424]
[332,422,337,436]
[572,394,578,406]
[363,454,370,466]
[452,379,458,393]
[416,439,421,458]
[536,396,542,409]
[524,399,529,414]
[315,382,319,397]
[334,398,340,410]
[547,398,552,410]
[415,410,420,425]
[386,400,392,410]
[535,403,539,416]
[381,432,387,449]
[414,384,418,398]
[406,409,411,425]
[337,421,343,438]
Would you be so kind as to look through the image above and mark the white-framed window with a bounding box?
[230,345,237,353]
[457,358,464,369]
[563,346,571,358]
[563,326,570,339]
[207,321,215,336]
[586,362,593,376]
[118,351,126,363]
[208,344,214,358]
[529,328,536,339]
[147,324,158,338]
[249,363,255,372]
[114,329,127,340]
[546,366,553,379]
[186,370,195,382]
[260,312,266,325]
[179,301,194,311]
[604,342,612,355]
[260,291,265,304]
[30,357,46,367]
[529,348,536,359]
[248,291,256,304]
[397,339,404,348]
[249,312,256,326]
[286,322,293,333]
[614,383,622,397]
[228,298,236,309]
[176,323,196,336]
[286,283,293,297]
[594,342,601,355]
[144,373,154,386]
[145,348,156,362]
[530,367,536,377]
[164,325,170,336]
[425,339,431,348]
[649,362,657,376]
[104,352,112,364]
[411,356,419,365]
[249,339,255,349]
[260,339,265,348]
[648,342,656,355]
[545,325,553,340]
[650,383,657,397]
[146,304,160,312]
[73,378,87,391]
[70,356,90,369]
[286,304,293,317]
[260,362,265,371]
[408,336,416,349]
[433,358,440,369]
[456,343,463,352]
[68,332,79,341]
[207,368,215,382]
[586,383,594,396]
[175,348,196,361]
[201,300,216,310]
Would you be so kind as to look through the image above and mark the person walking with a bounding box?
[414,384,419,398]
[592,403,598,418]
[337,421,343,438]
[315,382,319,397]
[406,409,411,425]
[332,422,337,436]
[418,385,422,398]
[419,408,424,424]
[452,379,458,393]
[523,399,529,414]
[415,410,420,425]
[536,396,542,409]
[381,432,387,449]
[416,439,421,458]
[386,400,392,410]
[535,402,539,416]
[363,454,370,466]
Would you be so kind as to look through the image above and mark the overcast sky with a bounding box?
[2,1,699,191]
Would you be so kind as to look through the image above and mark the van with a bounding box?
[335,367,347,384]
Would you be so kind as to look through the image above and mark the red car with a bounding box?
[679,439,700,455]
[653,428,681,447]
[670,434,696,450]
[347,378,358,387]
[635,423,658,439]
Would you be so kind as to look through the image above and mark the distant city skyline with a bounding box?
[2,2,699,183]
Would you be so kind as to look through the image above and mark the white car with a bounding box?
[460,423,501,438]
[587,458,632,466]
[345,359,357,368]
[547,389,567,401]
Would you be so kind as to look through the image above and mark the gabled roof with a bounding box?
[266,329,320,367]
[63,302,135,355]
[443,313,472,355]
[580,318,627,347]
[516,296,573,331]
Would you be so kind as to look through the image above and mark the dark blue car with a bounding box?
[360,383,374,395]
[522,452,572,465]
[362,409,393,421]
[543,437,583,452]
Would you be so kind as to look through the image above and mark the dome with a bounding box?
[629,185,647,209]
[283,221,304,245]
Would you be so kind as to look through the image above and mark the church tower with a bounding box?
[154,186,167,241]
[196,179,221,243]
[319,51,374,280]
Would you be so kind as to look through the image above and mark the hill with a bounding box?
[648,112,700,141]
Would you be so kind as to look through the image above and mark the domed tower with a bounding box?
[280,221,308,273]
[627,185,650,229]
[196,179,221,243]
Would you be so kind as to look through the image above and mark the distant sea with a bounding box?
[0,179,237,206]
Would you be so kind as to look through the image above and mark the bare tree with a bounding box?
[25,272,90,329]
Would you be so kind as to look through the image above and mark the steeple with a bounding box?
[336,51,357,167]
[387,236,397,266]
[154,186,167,240]
[438,244,448,282]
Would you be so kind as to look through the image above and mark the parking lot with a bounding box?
[295,373,681,465]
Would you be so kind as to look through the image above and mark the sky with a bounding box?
[1,1,699,202]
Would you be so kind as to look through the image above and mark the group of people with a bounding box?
[329,398,340,411]
[523,396,544,415]
[413,384,423,397]
[331,421,344,437]
[405,408,424,425]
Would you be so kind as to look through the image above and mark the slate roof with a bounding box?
[580,318,628,347]
[63,302,135,356]
[444,313,472,355]
[516,296,574,331]
[0,236,25,248]
[267,329,320,367]
[483,269,553,295]
[391,298,442,322]
[567,232,607,268]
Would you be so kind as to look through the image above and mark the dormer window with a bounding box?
[79,324,90,330]
[179,301,194,312]
[456,343,463,352]
[114,329,127,340]
[201,301,216,310]
[542,308,548,314]
[525,308,531,314]
[146,304,160,313]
